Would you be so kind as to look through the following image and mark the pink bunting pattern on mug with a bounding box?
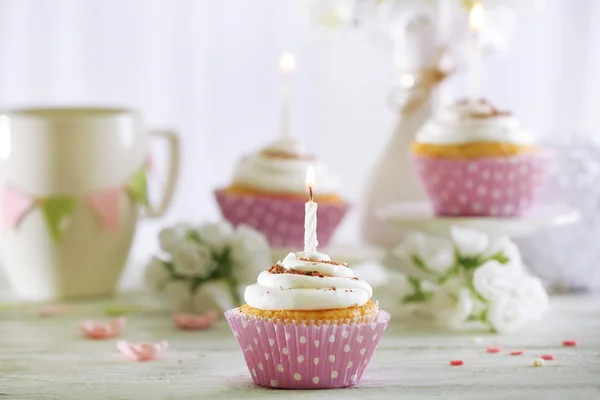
[1,185,34,230]
[86,188,122,232]
[0,165,148,240]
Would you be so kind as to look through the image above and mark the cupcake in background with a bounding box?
[215,137,349,248]
[411,99,553,217]
[225,250,390,389]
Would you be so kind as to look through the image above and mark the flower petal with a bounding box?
[172,311,217,330]
[451,226,489,258]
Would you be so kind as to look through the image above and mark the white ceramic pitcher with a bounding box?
[0,107,179,301]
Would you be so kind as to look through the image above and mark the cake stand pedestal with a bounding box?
[376,201,580,238]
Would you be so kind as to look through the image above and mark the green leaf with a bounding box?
[103,304,141,316]
[411,255,427,270]
[407,276,421,292]
[459,257,482,270]
[39,197,77,243]
[403,291,434,304]
[488,252,510,264]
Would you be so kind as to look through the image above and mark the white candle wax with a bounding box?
[304,165,318,253]
[468,1,484,103]
[304,199,318,254]
[279,52,295,139]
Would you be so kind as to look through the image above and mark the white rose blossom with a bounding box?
[229,225,271,285]
[428,284,474,328]
[193,279,241,313]
[472,259,520,302]
[482,237,523,269]
[171,242,216,278]
[164,280,193,312]
[451,226,490,258]
[158,223,192,253]
[197,221,234,255]
[392,232,456,278]
[144,257,172,291]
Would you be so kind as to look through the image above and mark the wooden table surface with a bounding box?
[1,293,599,400]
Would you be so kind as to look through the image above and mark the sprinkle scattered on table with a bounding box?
[450,360,464,366]
[532,358,546,367]
[486,346,501,353]
[510,350,523,356]
[103,304,141,316]
[541,354,555,361]
[563,340,577,347]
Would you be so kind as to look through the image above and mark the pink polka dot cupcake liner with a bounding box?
[214,189,349,248]
[225,309,391,389]
[411,152,554,217]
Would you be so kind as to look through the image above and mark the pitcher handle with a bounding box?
[146,129,180,218]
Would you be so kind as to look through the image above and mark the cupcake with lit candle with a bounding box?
[224,191,390,389]
[411,99,553,216]
[216,53,348,248]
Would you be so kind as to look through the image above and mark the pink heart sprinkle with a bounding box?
[486,346,501,353]
[116,340,168,362]
[172,311,217,330]
[79,317,125,339]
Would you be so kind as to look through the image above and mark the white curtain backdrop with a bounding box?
[0,0,598,287]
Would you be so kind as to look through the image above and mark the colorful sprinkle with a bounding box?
[450,360,464,366]
[541,354,555,360]
[510,351,523,356]
[532,358,545,367]
[486,346,501,353]
[563,340,577,347]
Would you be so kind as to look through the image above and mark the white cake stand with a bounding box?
[376,201,580,238]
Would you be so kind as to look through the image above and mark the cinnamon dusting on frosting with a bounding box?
[295,255,350,268]
[457,98,511,119]
[268,264,332,278]
[260,149,315,160]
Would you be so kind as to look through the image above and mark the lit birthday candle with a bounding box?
[304,165,318,253]
[468,1,484,103]
[279,52,296,138]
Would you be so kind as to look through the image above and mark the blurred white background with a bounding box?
[0,0,598,286]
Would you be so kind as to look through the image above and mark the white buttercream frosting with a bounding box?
[244,251,373,311]
[415,100,535,146]
[231,137,341,195]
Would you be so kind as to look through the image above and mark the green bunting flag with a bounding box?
[39,197,77,243]
[126,168,149,209]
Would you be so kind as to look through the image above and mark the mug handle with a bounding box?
[146,129,180,218]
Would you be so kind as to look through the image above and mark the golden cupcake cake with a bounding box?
[411,99,553,216]
[225,250,390,389]
[215,137,349,247]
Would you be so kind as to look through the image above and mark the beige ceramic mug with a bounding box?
[0,107,179,301]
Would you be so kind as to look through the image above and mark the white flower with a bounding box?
[158,223,192,253]
[193,279,240,313]
[229,225,271,285]
[164,280,194,312]
[486,295,531,334]
[451,226,489,258]
[486,274,549,334]
[171,242,216,278]
[428,284,474,329]
[197,221,234,255]
[144,257,172,291]
[472,259,520,301]
[482,237,523,270]
[392,232,455,278]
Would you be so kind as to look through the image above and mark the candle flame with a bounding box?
[280,52,296,73]
[469,1,484,32]
[306,164,315,187]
